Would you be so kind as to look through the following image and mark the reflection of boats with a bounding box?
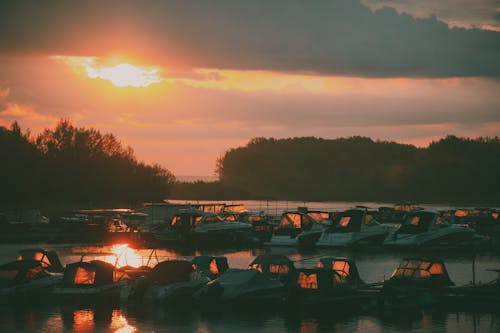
[0,260,63,298]
[121,260,209,304]
[153,210,252,247]
[53,260,129,300]
[317,208,395,247]
[383,209,481,247]
[265,209,328,248]
[381,258,454,309]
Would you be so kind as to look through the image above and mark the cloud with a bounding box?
[362,0,500,31]
[1,0,499,77]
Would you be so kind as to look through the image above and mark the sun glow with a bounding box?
[54,56,162,87]
[107,244,143,268]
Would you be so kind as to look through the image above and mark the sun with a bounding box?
[54,56,162,87]
[86,63,161,87]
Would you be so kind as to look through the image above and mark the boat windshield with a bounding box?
[281,213,311,229]
[391,260,445,279]
[399,212,436,233]
[203,215,224,224]
[170,214,203,227]
[307,212,329,223]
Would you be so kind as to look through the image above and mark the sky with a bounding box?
[0,0,499,177]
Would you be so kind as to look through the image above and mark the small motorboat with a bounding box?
[383,209,482,247]
[53,260,130,301]
[380,258,454,309]
[194,268,287,306]
[317,208,395,247]
[287,262,373,308]
[154,210,252,247]
[0,259,63,299]
[121,260,209,304]
[264,209,328,248]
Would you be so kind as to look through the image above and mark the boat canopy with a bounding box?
[249,255,295,277]
[215,269,284,301]
[18,249,63,273]
[149,260,193,285]
[390,258,453,286]
[317,257,364,285]
[192,256,229,278]
[294,268,347,290]
[333,209,365,232]
[62,260,129,287]
[397,211,438,234]
[280,212,315,230]
[0,260,49,287]
[170,212,204,227]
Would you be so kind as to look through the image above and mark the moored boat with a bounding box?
[383,209,483,248]
[264,209,328,248]
[380,257,454,309]
[52,260,130,301]
[317,208,395,247]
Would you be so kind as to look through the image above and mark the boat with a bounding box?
[194,268,287,306]
[451,270,500,311]
[153,210,252,247]
[287,259,373,308]
[0,259,63,299]
[17,248,64,273]
[264,209,328,248]
[191,256,229,280]
[52,260,130,301]
[380,258,454,309]
[383,209,482,247]
[248,254,295,283]
[120,260,209,304]
[316,208,395,247]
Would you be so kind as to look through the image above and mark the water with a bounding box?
[1,244,500,332]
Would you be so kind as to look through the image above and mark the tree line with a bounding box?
[208,136,500,203]
[0,120,175,207]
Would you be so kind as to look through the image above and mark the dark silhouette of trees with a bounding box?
[0,120,175,206]
[213,135,500,203]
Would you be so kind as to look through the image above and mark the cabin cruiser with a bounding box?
[381,258,454,308]
[383,209,481,247]
[288,258,372,307]
[194,268,287,306]
[153,210,252,246]
[264,209,329,248]
[317,208,395,247]
[0,259,63,298]
[121,260,209,304]
[53,260,130,300]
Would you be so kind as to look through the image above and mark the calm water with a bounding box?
[1,243,500,332]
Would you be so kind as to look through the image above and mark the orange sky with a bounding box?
[1,1,499,177]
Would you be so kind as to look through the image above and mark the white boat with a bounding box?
[264,210,328,248]
[316,208,395,247]
[153,210,252,246]
[383,209,481,247]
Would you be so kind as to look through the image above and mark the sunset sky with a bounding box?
[1,0,499,177]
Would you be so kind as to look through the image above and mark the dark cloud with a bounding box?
[0,0,499,77]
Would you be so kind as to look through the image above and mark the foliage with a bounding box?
[215,135,500,203]
[0,120,175,206]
